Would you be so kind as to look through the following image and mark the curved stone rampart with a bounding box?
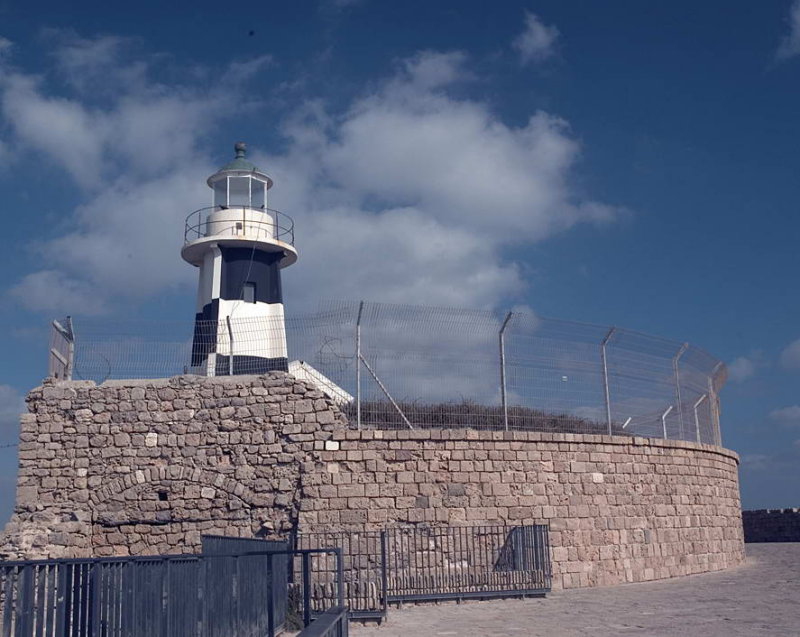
[0,373,744,589]
[305,428,744,588]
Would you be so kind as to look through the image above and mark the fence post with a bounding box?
[600,327,616,436]
[50,317,75,380]
[693,394,708,443]
[65,317,75,380]
[356,301,364,430]
[499,312,513,431]
[673,343,688,439]
[709,362,723,445]
[661,405,673,439]
[226,316,234,376]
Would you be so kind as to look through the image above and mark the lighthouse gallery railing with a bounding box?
[47,301,726,445]
[184,206,295,245]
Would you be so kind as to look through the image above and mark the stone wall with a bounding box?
[301,429,744,588]
[742,508,800,542]
[1,374,745,590]
[1,373,347,558]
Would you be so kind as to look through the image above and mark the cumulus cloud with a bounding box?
[727,350,766,382]
[777,0,800,60]
[780,338,800,369]
[268,51,620,309]
[513,12,559,65]
[2,39,620,317]
[770,405,800,427]
[0,32,269,312]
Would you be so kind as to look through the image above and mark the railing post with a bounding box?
[267,552,275,637]
[334,548,344,609]
[601,327,616,436]
[226,316,234,376]
[356,301,364,430]
[302,552,311,627]
[673,343,688,439]
[380,530,388,617]
[499,312,513,431]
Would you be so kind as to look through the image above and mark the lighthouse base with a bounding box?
[195,354,289,377]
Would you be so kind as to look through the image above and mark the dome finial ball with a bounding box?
[234,141,247,158]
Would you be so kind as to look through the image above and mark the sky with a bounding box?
[0,0,798,520]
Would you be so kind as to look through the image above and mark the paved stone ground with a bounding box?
[350,543,799,636]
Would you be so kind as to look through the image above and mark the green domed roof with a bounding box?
[219,141,259,172]
[207,141,273,189]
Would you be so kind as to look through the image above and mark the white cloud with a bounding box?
[3,42,621,317]
[10,271,109,316]
[513,12,559,65]
[0,33,266,312]
[770,405,800,427]
[0,138,10,167]
[1,73,108,188]
[728,351,766,382]
[727,356,755,382]
[0,36,12,60]
[741,454,772,471]
[780,338,800,369]
[269,51,620,309]
[777,0,800,60]
[0,385,24,443]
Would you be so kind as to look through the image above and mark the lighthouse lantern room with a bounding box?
[182,142,297,376]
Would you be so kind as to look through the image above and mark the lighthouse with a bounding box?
[182,142,297,376]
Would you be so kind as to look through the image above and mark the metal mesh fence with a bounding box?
[48,301,726,445]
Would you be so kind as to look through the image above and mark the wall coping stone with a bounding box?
[333,428,739,463]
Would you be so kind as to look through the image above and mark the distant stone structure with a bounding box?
[742,508,800,543]
[0,373,745,589]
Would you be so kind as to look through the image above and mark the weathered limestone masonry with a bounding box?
[303,429,745,588]
[742,508,800,542]
[0,373,347,559]
[0,373,745,590]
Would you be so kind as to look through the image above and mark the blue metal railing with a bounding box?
[0,546,345,637]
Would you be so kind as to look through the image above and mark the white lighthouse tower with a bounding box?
[182,142,297,375]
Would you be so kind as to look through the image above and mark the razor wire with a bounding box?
[48,301,726,445]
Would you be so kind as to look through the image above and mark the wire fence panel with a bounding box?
[49,300,727,445]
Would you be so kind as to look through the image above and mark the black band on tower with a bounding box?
[219,247,283,303]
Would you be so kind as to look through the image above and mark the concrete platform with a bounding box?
[351,543,799,636]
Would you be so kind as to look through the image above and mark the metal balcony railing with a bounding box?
[184,206,295,246]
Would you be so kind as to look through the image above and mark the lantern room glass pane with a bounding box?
[213,179,227,208]
[228,177,250,207]
[251,180,266,209]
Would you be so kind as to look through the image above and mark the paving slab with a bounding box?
[350,543,799,637]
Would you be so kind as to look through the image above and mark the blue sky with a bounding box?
[0,0,798,520]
